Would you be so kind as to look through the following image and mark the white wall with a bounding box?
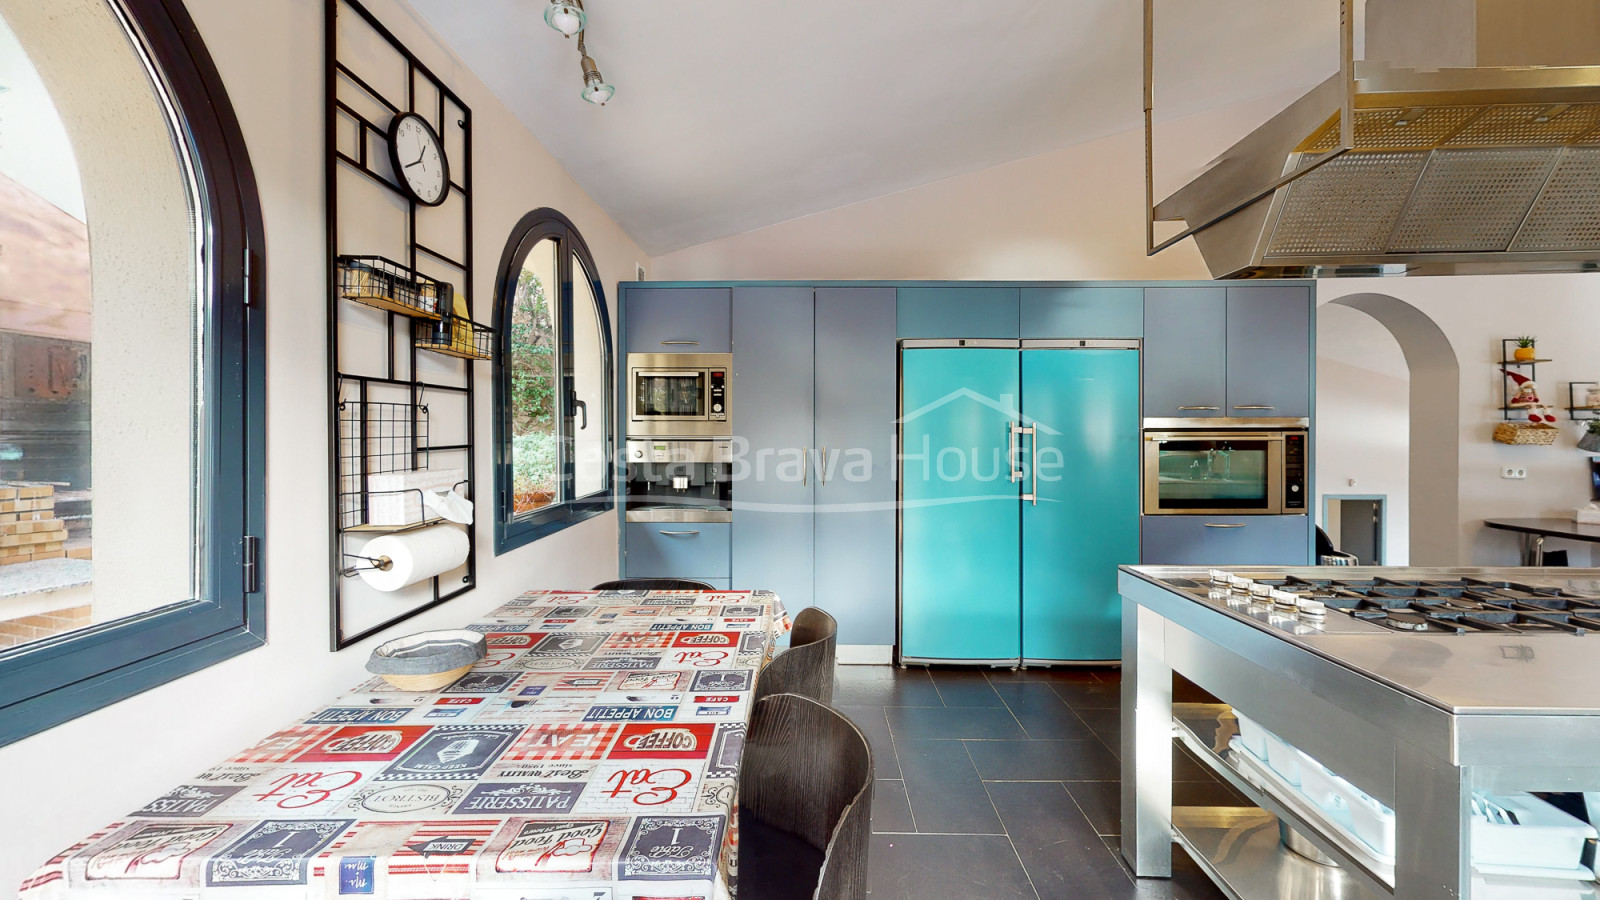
[1315,305,1410,565]
[1318,275,1600,567]
[0,0,646,889]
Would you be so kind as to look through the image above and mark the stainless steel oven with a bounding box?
[1142,428,1307,515]
[626,353,731,438]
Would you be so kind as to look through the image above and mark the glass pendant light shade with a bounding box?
[581,78,615,105]
[544,0,586,36]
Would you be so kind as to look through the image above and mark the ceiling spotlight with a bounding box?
[577,32,613,106]
[544,0,585,37]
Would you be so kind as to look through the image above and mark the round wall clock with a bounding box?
[387,112,450,207]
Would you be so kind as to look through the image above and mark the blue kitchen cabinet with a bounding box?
[1140,515,1311,566]
[900,347,1023,662]
[1021,287,1143,339]
[1227,285,1312,418]
[1143,286,1227,418]
[624,287,731,353]
[624,523,732,578]
[814,287,898,645]
[730,287,815,613]
[897,286,1020,339]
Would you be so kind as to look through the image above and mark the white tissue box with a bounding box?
[1575,505,1600,525]
[366,468,464,526]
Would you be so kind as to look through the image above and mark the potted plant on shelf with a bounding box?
[1514,336,1538,361]
[1580,420,1600,453]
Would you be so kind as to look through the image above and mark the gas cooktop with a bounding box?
[1208,575,1600,635]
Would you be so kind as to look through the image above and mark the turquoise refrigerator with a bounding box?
[899,340,1140,664]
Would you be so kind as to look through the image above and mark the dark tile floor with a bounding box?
[838,664,1235,900]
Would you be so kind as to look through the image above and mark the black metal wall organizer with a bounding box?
[325,0,490,650]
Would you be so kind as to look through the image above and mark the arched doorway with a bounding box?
[1320,292,1460,565]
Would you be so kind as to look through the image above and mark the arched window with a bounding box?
[493,209,612,551]
[0,0,265,744]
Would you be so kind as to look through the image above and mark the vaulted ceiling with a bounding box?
[409,0,1333,255]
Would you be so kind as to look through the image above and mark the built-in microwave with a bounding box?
[626,353,731,438]
[1142,427,1307,516]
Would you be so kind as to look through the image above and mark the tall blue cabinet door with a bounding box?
[1226,285,1312,419]
[1021,348,1141,662]
[1143,287,1226,418]
[624,287,732,353]
[900,347,1021,662]
[814,288,898,646]
[730,287,814,612]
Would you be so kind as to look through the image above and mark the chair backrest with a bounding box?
[754,606,836,704]
[590,577,716,591]
[740,693,873,900]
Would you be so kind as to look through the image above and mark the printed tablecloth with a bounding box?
[18,589,790,900]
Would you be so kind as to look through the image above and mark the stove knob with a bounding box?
[633,449,644,459]
[713,403,723,413]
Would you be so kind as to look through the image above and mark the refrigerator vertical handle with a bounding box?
[1030,427,1038,506]
[1017,424,1037,503]
[1008,423,1023,482]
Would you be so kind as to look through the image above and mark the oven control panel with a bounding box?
[1284,432,1306,511]
[709,369,727,421]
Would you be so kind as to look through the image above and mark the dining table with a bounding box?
[18,588,790,900]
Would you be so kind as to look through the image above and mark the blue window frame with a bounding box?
[493,209,614,553]
[0,0,266,748]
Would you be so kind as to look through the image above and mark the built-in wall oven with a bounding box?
[626,353,731,438]
[1142,424,1307,516]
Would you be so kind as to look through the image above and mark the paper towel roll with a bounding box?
[357,525,470,592]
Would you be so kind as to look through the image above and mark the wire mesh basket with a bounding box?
[337,397,430,530]
[414,314,493,361]
[338,255,446,319]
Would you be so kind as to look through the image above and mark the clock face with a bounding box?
[388,113,449,207]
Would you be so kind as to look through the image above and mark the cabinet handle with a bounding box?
[1178,406,1221,411]
[660,340,699,346]
[802,447,808,487]
[820,447,829,486]
[659,530,700,536]
[1233,405,1275,410]
[1203,523,1246,529]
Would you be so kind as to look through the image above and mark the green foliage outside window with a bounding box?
[510,268,558,511]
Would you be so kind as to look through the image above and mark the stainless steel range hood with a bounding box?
[1149,0,1600,278]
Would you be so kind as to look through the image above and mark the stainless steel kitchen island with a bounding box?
[1119,565,1600,900]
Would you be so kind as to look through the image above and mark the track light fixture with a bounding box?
[576,30,613,106]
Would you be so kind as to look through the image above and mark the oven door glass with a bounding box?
[1151,438,1272,511]
[634,371,706,418]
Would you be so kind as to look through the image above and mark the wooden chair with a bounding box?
[590,577,716,591]
[753,606,837,704]
[738,693,873,900]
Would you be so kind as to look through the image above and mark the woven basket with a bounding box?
[1493,422,1560,445]
[380,662,473,692]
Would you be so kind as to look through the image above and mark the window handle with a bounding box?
[573,397,588,430]
[660,340,699,346]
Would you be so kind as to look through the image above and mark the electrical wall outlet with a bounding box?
[1502,466,1528,479]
